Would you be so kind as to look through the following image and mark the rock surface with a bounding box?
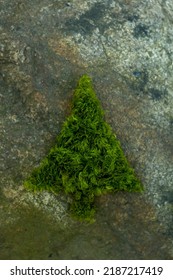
[0,0,173,259]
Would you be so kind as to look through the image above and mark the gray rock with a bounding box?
[0,0,173,259]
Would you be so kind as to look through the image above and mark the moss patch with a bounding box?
[25,75,143,221]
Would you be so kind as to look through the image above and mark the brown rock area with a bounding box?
[0,0,173,259]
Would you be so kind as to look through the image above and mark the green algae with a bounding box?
[25,75,143,221]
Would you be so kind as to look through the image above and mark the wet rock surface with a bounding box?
[0,0,173,259]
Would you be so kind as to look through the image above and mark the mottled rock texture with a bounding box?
[0,0,173,259]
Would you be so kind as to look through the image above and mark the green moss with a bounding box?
[25,75,143,221]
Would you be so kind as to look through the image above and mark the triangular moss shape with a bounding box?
[25,75,143,221]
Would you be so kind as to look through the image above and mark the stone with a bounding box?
[0,0,173,259]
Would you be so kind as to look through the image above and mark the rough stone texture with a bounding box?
[0,0,173,259]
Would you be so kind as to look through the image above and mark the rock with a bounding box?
[0,0,173,259]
